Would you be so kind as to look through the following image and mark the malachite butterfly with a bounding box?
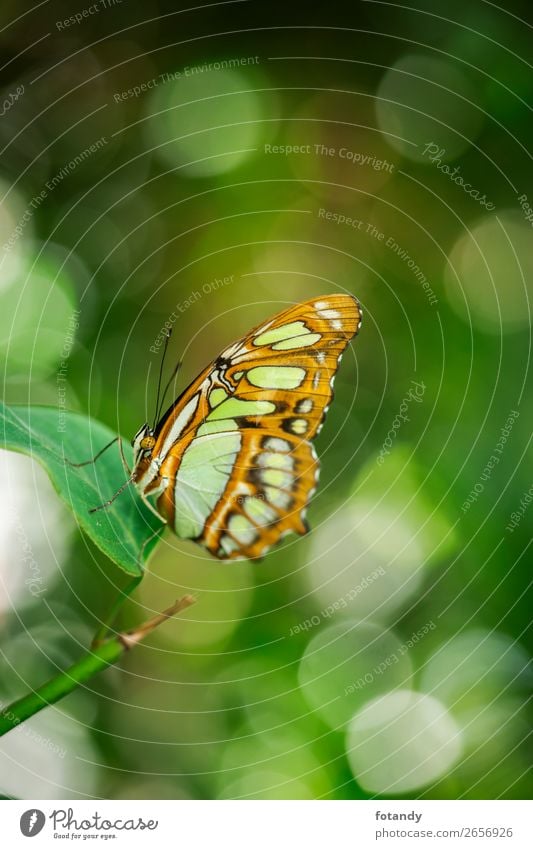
[123,294,360,560]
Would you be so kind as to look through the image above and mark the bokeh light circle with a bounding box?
[376,54,484,162]
[346,689,463,794]
[298,620,413,729]
[144,68,264,177]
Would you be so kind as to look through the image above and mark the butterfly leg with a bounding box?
[117,435,132,476]
[91,574,143,648]
[91,491,167,645]
[138,524,164,566]
[140,498,167,523]
[139,484,169,524]
[88,474,135,513]
[64,436,119,468]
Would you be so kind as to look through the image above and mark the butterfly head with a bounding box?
[131,423,156,466]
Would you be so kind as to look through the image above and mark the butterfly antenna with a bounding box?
[152,328,173,427]
[155,358,182,427]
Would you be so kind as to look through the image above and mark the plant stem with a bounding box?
[0,595,195,738]
[91,574,143,648]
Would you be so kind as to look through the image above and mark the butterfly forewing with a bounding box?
[134,294,361,560]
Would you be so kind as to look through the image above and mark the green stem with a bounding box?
[0,595,195,738]
[91,574,143,648]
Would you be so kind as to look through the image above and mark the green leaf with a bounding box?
[0,403,164,576]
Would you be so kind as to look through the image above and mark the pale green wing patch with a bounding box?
[209,387,228,407]
[272,333,321,350]
[197,419,238,436]
[173,431,241,538]
[252,318,322,351]
[208,398,276,421]
[247,365,306,389]
[253,320,308,346]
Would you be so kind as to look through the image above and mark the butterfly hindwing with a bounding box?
[200,430,318,559]
[134,294,361,560]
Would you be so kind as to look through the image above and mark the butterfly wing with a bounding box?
[137,294,361,560]
[192,429,319,560]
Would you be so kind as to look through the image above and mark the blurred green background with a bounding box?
[0,0,532,800]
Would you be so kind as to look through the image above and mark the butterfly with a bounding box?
[90,294,361,561]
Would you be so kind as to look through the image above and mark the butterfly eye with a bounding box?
[140,436,156,450]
